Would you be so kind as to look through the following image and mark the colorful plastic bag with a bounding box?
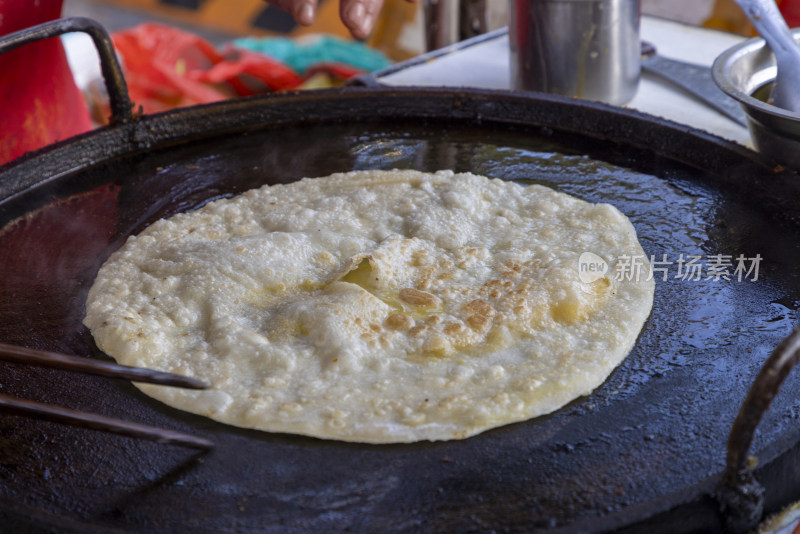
[112,23,302,114]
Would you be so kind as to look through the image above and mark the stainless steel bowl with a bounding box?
[509,0,641,106]
[712,29,800,170]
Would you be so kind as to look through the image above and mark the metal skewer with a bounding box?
[0,343,208,389]
[0,343,214,451]
[0,394,214,450]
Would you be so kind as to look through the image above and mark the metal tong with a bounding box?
[0,343,214,451]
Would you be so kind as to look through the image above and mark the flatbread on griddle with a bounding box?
[84,170,654,443]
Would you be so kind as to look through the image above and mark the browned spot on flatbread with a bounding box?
[385,313,413,330]
[408,324,426,336]
[399,288,439,307]
[443,323,464,335]
[464,299,496,330]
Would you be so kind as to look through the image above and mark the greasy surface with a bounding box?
[0,89,799,532]
[84,170,653,443]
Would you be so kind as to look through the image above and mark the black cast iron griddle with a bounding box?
[2,18,800,534]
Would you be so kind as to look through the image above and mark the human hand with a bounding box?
[266,0,418,40]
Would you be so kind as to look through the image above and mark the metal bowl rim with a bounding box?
[711,28,800,121]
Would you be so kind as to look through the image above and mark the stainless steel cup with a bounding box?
[509,0,641,105]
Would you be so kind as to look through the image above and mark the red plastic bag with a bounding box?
[112,23,302,114]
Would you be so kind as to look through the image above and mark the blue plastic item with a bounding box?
[232,34,391,74]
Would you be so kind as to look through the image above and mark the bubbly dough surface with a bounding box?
[84,170,654,443]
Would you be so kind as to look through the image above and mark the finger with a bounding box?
[341,0,385,40]
[264,0,318,26]
[293,0,318,26]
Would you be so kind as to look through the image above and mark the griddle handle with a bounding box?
[718,324,800,533]
[0,17,134,125]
